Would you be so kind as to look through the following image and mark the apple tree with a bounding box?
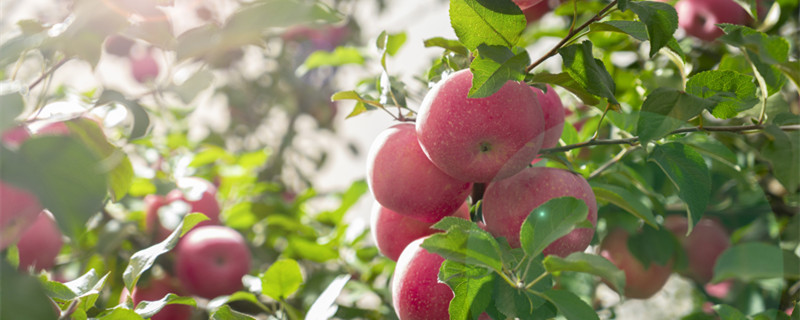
[0,0,798,319]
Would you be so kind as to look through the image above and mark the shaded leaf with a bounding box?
[469,45,530,98]
[440,260,494,320]
[686,70,758,119]
[520,197,589,258]
[591,183,656,227]
[628,1,679,57]
[134,294,196,319]
[559,41,618,105]
[712,243,800,283]
[424,217,504,272]
[527,72,600,106]
[636,87,712,145]
[543,252,626,294]
[210,305,256,320]
[648,142,711,230]
[540,289,599,320]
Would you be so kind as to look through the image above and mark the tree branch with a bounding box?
[29,58,69,91]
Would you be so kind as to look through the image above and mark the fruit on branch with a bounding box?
[663,215,730,283]
[391,237,452,320]
[131,274,193,320]
[416,69,545,182]
[145,177,221,241]
[673,0,751,41]
[367,123,471,222]
[371,201,469,261]
[531,85,565,149]
[513,0,545,10]
[130,51,160,84]
[599,228,674,299]
[0,181,44,250]
[104,35,135,57]
[175,225,251,299]
[482,167,597,254]
[523,0,561,23]
[17,210,63,272]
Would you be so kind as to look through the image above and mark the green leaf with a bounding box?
[539,289,599,320]
[648,142,711,230]
[210,305,256,320]
[712,242,800,283]
[306,275,351,319]
[493,273,553,319]
[122,213,208,291]
[636,87,712,145]
[1,136,108,239]
[287,236,339,263]
[222,0,340,48]
[714,304,748,320]
[298,47,365,74]
[527,72,600,106]
[440,260,495,320]
[761,125,800,192]
[0,92,24,132]
[591,20,648,41]
[261,259,303,300]
[172,69,214,104]
[134,294,196,319]
[543,252,626,294]
[686,70,758,119]
[468,45,530,98]
[590,183,656,227]
[1,260,59,320]
[627,1,678,57]
[423,37,469,56]
[95,90,150,140]
[718,24,789,65]
[208,292,270,313]
[519,197,589,258]
[43,269,108,301]
[449,0,526,50]
[423,217,504,272]
[776,61,800,88]
[63,118,134,201]
[98,308,145,320]
[559,41,618,105]
[627,224,676,267]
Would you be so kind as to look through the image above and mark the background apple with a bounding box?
[391,237,452,320]
[17,210,63,272]
[416,69,545,182]
[104,35,134,57]
[531,85,565,149]
[513,0,544,10]
[674,0,751,41]
[523,0,561,23]
[599,228,674,299]
[131,274,193,320]
[1,125,31,148]
[663,215,730,283]
[145,177,221,241]
[174,225,251,299]
[0,181,44,250]
[371,201,469,261]
[131,51,160,84]
[482,167,597,255]
[367,123,471,222]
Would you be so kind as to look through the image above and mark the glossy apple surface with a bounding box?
[674,0,750,41]
[17,210,63,272]
[391,237,452,320]
[599,228,674,299]
[531,85,565,149]
[371,201,469,261]
[367,123,471,222]
[175,226,251,299]
[663,215,730,283]
[132,275,192,320]
[416,69,545,182]
[482,167,597,255]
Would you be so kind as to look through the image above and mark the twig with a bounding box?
[525,0,618,73]
[29,58,69,91]
[588,146,640,180]
[58,298,80,320]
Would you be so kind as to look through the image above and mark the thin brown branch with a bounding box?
[588,146,640,180]
[525,0,618,73]
[29,58,69,91]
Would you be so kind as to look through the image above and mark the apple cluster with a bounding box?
[366,69,599,319]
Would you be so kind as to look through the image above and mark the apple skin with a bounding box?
[131,52,160,83]
[674,0,751,41]
[482,167,597,255]
[104,35,134,57]
[0,181,44,250]
[1,125,32,148]
[416,69,545,182]
[663,215,730,283]
[523,0,561,23]
[145,177,221,241]
[17,210,63,272]
[367,123,472,222]
[371,201,469,261]
[131,275,193,320]
[599,228,674,299]
[513,0,544,10]
[531,85,565,149]
[391,237,452,320]
[174,226,251,299]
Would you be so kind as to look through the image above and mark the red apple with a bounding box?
[674,0,751,41]
[0,180,44,250]
[391,237,452,320]
[367,123,471,222]
[371,201,469,261]
[1,125,31,148]
[599,228,674,299]
[145,177,221,241]
[513,0,544,10]
[663,215,730,283]
[131,274,192,320]
[174,226,251,299]
[105,35,135,57]
[131,52,159,84]
[482,167,597,255]
[531,85,565,149]
[523,0,561,23]
[416,69,545,182]
[17,210,63,272]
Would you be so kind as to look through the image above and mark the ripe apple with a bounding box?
[674,0,751,41]
[513,0,544,10]
[174,225,251,299]
[392,237,452,320]
[523,0,561,23]
[663,215,730,283]
[131,274,193,320]
[1,125,31,148]
[131,51,160,84]
[371,201,469,261]
[531,85,565,149]
[17,210,63,272]
[0,181,44,250]
[416,69,545,182]
[367,123,471,222]
[145,177,221,241]
[482,167,597,255]
[599,228,674,299]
